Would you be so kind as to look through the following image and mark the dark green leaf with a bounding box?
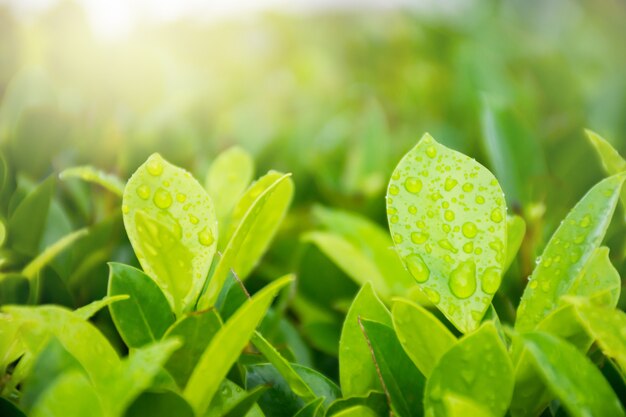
[124,391,194,417]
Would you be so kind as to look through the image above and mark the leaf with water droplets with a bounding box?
[197,172,293,309]
[515,173,626,332]
[123,153,217,315]
[107,263,176,349]
[59,165,124,196]
[339,282,391,397]
[520,331,624,417]
[391,299,456,377]
[205,146,255,236]
[184,275,293,416]
[424,322,513,417]
[387,133,507,333]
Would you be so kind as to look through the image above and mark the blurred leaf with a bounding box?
[329,405,378,417]
[198,172,293,309]
[339,282,391,397]
[124,391,194,417]
[360,319,425,417]
[22,227,88,280]
[293,398,324,417]
[388,133,507,333]
[391,299,456,377]
[163,308,222,389]
[325,392,389,417]
[30,370,104,417]
[0,398,25,417]
[222,385,269,417]
[107,263,176,349]
[74,295,129,320]
[123,153,217,315]
[505,215,526,272]
[0,273,29,305]
[205,379,264,417]
[586,129,626,218]
[184,276,293,416]
[205,146,255,234]
[442,393,495,417]
[516,173,626,332]
[424,322,513,417]
[59,165,125,196]
[521,331,624,417]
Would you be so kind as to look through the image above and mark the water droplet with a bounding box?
[389,184,400,195]
[579,215,591,228]
[462,222,478,239]
[153,188,173,209]
[529,279,538,289]
[444,210,455,221]
[438,239,458,253]
[491,208,504,223]
[481,267,501,294]
[474,247,483,255]
[393,233,403,243]
[387,207,397,215]
[198,228,215,246]
[136,185,151,200]
[462,183,474,192]
[442,224,451,233]
[444,178,458,191]
[411,232,429,244]
[176,193,187,203]
[463,242,474,254]
[430,192,443,202]
[390,215,399,224]
[540,281,551,292]
[146,155,164,176]
[449,261,476,299]
[416,220,426,229]
[442,201,450,209]
[424,287,440,304]
[405,254,430,283]
[426,146,437,158]
[476,195,485,204]
[189,214,199,224]
[409,205,418,214]
[122,205,130,214]
[404,177,423,193]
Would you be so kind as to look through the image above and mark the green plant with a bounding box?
[2,132,626,417]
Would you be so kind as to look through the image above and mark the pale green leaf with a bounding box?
[442,393,496,417]
[59,166,125,196]
[74,295,129,320]
[516,173,626,332]
[330,405,378,417]
[30,370,105,417]
[123,153,217,315]
[22,228,88,280]
[504,215,526,272]
[387,133,507,333]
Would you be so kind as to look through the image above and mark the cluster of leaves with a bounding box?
[1,130,626,417]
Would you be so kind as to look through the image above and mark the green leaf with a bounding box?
[22,227,88,279]
[293,398,324,417]
[205,146,255,232]
[0,398,26,417]
[391,299,456,377]
[124,391,194,417]
[360,319,425,417]
[326,392,389,417]
[205,379,264,417]
[222,385,269,417]
[74,295,129,320]
[8,176,55,257]
[516,173,626,332]
[163,308,222,389]
[339,282,391,397]
[246,363,340,417]
[122,153,217,315]
[107,263,176,349]
[442,393,496,417]
[198,172,293,309]
[59,165,125,196]
[586,129,626,218]
[521,331,624,417]
[330,406,378,417]
[30,370,105,417]
[0,310,22,373]
[504,215,526,272]
[425,322,513,417]
[572,301,626,373]
[251,331,316,401]
[0,273,29,305]
[184,276,293,416]
[387,133,508,333]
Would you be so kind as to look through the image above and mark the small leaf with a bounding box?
[184,276,293,416]
[163,308,222,389]
[504,215,526,272]
[74,295,129,320]
[123,153,217,315]
[586,129,626,218]
[205,146,255,233]
[59,165,125,196]
[107,263,176,349]
[294,398,324,417]
[22,227,88,279]
[197,173,293,309]
[360,319,425,417]
[339,283,391,397]
[516,173,626,332]
[521,331,624,417]
[387,133,508,333]
[425,322,513,417]
[391,299,456,377]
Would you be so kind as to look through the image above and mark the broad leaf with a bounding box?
[122,153,217,315]
[339,282,391,397]
[59,165,125,196]
[391,299,456,377]
[360,319,425,417]
[184,276,293,416]
[521,332,624,417]
[205,146,255,233]
[516,173,626,331]
[198,172,293,309]
[107,263,176,348]
[163,308,222,389]
[425,322,513,417]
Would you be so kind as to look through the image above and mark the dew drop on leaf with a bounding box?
[389,184,400,195]
[449,260,476,299]
[146,155,164,176]
[405,177,423,193]
[411,232,429,244]
[198,227,215,247]
[462,222,478,239]
[481,267,501,294]
[153,188,173,209]
[490,208,504,223]
[136,184,151,200]
[176,193,187,203]
[405,253,430,283]
[122,204,130,214]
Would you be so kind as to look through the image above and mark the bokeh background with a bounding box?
[1,0,626,363]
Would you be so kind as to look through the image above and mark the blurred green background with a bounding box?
[1,0,626,362]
